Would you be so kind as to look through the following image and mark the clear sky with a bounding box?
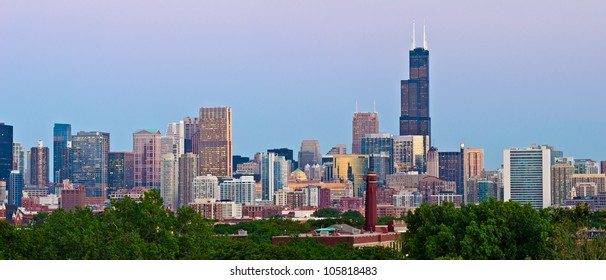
[1,0,605,170]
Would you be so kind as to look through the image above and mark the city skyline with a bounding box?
[2,1,606,170]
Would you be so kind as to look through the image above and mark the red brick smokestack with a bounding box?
[364,172,378,232]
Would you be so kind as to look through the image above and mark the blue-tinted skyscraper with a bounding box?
[53,123,72,183]
[361,133,395,176]
[0,123,13,182]
[71,131,110,200]
[8,170,23,207]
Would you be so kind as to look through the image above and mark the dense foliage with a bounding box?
[0,190,399,260]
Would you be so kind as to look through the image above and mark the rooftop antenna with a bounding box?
[373,98,377,113]
[411,20,416,50]
[355,98,358,113]
[423,21,428,50]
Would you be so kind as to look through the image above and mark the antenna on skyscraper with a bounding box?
[411,20,416,50]
[423,21,428,50]
[355,98,358,113]
[373,98,376,113]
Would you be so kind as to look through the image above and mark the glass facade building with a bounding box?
[333,154,369,197]
[504,146,552,209]
[400,47,431,139]
[8,170,23,207]
[108,152,135,192]
[71,131,110,198]
[0,123,13,182]
[53,123,72,183]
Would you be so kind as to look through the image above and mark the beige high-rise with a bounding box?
[464,147,484,180]
[133,129,162,189]
[199,107,232,178]
[352,112,379,154]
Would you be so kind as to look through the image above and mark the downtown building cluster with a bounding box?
[1,26,605,224]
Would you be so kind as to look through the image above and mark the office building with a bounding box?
[12,142,24,174]
[503,145,551,209]
[260,153,288,202]
[199,107,233,178]
[108,152,135,192]
[438,146,464,195]
[352,102,379,154]
[71,131,110,199]
[463,147,484,180]
[333,154,369,197]
[299,140,321,169]
[267,148,294,161]
[0,123,13,182]
[165,121,185,156]
[426,147,439,178]
[8,171,23,207]
[53,123,72,183]
[183,116,200,154]
[400,25,430,139]
[160,154,179,210]
[326,144,347,155]
[361,133,394,175]
[133,129,162,189]
[29,140,50,187]
[393,135,429,173]
[551,161,574,206]
[302,185,321,207]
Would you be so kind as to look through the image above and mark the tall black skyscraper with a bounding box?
[53,123,72,183]
[0,123,13,182]
[400,24,430,139]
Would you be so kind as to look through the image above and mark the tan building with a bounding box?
[552,161,574,205]
[199,107,232,178]
[133,129,162,189]
[463,147,484,180]
[572,174,606,194]
[333,154,369,197]
[352,109,379,154]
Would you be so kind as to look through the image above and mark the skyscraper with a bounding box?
[400,24,430,139]
[426,147,439,178]
[165,121,185,156]
[361,133,394,176]
[160,154,179,210]
[183,116,200,154]
[108,152,135,191]
[298,140,321,169]
[192,174,219,201]
[393,135,429,173]
[178,153,198,207]
[8,170,23,207]
[551,161,573,206]
[504,145,552,209]
[12,142,25,174]
[0,123,13,182]
[333,154,369,197]
[438,145,465,195]
[352,101,379,154]
[70,131,110,199]
[199,107,232,178]
[133,129,162,189]
[29,140,50,187]
[53,123,72,183]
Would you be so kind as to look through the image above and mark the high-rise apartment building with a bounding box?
[0,123,13,182]
[504,145,551,209]
[298,140,321,169]
[8,170,23,207]
[71,131,110,199]
[551,161,574,206]
[183,116,200,154]
[133,129,162,189]
[12,142,24,174]
[393,135,429,173]
[574,159,600,174]
[178,153,198,207]
[108,152,135,191]
[53,123,72,183]
[160,154,179,210]
[260,152,288,202]
[192,174,219,201]
[361,133,394,174]
[220,176,255,205]
[29,140,50,187]
[199,107,232,178]
[352,104,379,154]
[400,26,430,139]
[165,121,185,156]
[463,147,484,180]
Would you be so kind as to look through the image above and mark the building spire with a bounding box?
[423,21,428,50]
[355,98,358,113]
[373,98,376,113]
[411,20,416,50]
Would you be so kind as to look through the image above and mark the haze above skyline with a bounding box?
[1,1,605,169]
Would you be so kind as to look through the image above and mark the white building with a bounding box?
[302,185,321,207]
[503,145,551,209]
[160,155,179,210]
[220,176,255,205]
[192,174,219,200]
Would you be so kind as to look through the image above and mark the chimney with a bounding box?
[364,172,378,232]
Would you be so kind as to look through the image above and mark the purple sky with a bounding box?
[1,1,605,169]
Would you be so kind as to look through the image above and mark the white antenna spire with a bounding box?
[373,98,376,113]
[423,21,428,50]
[411,20,416,50]
[355,98,358,113]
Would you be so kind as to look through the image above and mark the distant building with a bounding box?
[8,171,23,207]
[29,140,49,187]
[400,45,430,139]
[12,142,24,174]
[164,121,185,156]
[393,135,428,173]
[53,123,72,183]
[108,152,135,192]
[192,174,220,201]
[220,176,255,205]
[326,144,347,155]
[160,154,179,210]
[71,131,110,200]
[352,106,379,154]
[572,174,606,194]
[361,133,394,178]
[426,147,439,178]
[319,188,332,208]
[438,146,464,195]
[333,154,369,197]
[178,153,198,206]
[133,129,162,189]
[261,153,288,202]
[504,145,551,209]
[429,192,462,207]
[199,107,233,178]
[298,140,321,169]
[232,155,250,175]
[551,161,574,206]
[60,186,86,211]
[0,123,14,182]
[267,148,294,161]
[183,116,200,154]
[575,159,600,174]
[302,185,321,207]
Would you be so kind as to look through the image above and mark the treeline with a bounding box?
[0,190,401,260]
[403,199,606,260]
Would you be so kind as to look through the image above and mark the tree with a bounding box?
[311,208,341,218]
